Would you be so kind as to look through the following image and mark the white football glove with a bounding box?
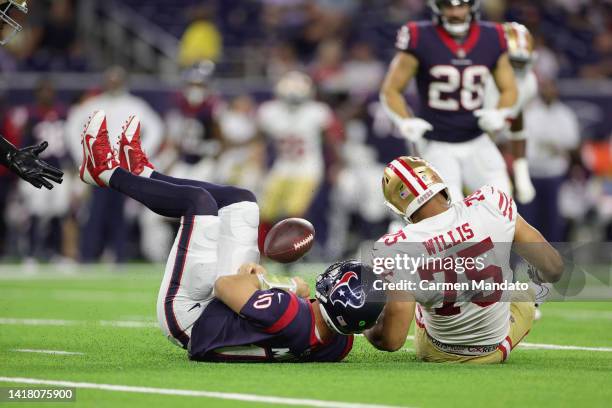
[397,117,433,143]
[474,108,511,134]
[513,158,536,204]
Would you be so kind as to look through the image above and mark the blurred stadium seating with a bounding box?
[0,0,610,265]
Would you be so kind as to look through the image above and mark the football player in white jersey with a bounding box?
[483,22,538,204]
[258,71,337,224]
[365,156,562,363]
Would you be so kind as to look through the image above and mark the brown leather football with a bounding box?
[263,218,315,263]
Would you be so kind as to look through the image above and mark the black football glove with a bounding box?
[6,142,64,189]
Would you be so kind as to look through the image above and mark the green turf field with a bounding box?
[1,264,611,408]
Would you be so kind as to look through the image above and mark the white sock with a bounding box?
[99,167,118,187]
[216,201,260,278]
[140,167,154,178]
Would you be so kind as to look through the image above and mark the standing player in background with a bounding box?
[258,71,341,236]
[0,0,63,190]
[65,66,163,263]
[483,22,538,205]
[164,60,223,181]
[380,0,518,203]
[10,80,72,261]
[141,61,223,261]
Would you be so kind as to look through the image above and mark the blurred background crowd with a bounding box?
[0,0,610,266]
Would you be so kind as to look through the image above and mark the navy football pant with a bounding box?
[109,168,256,218]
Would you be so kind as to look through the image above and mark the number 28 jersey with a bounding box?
[396,21,508,143]
[375,186,518,345]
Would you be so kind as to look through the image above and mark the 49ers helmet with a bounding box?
[503,22,535,66]
[0,0,27,46]
[275,71,314,105]
[382,156,450,223]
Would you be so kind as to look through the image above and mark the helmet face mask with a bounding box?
[275,71,313,106]
[0,0,27,46]
[315,260,384,335]
[182,61,215,106]
[429,0,480,38]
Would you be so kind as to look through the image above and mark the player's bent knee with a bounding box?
[221,186,257,207]
[187,187,218,216]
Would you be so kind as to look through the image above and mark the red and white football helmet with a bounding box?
[0,0,27,46]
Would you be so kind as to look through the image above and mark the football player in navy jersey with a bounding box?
[78,110,383,362]
[380,0,518,203]
[0,1,63,190]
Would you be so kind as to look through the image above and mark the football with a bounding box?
[263,218,315,263]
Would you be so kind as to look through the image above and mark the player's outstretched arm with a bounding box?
[0,137,63,189]
[380,53,432,143]
[509,113,536,204]
[476,54,519,135]
[364,300,414,352]
[513,215,564,283]
[214,273,262,314]
[214,264,309,313]
[380,52,418,124]
[493,53,518,110]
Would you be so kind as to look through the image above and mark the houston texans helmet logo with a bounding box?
[329,271,365,309]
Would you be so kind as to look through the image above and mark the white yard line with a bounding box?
[402,335,612,353]
[0,318,157,328]
[516,343,612,352]
[2,318,612,353]
[0,377,407,408]
[13,349,84,355]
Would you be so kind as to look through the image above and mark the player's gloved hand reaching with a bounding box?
[474,108,511,135]
[512,158,536,204]
[397,117,433,143]
[6,141,64,189]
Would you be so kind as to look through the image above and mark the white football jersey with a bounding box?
[374,186,518,345]
[484,69,538,120]
[258,100,332,179]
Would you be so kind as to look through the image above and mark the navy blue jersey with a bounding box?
[170,94,222,164]
[396,21,507,143]
[188,289,353,363]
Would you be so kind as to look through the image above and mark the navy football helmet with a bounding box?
[0,0,27,46]
[315,260,384,335]
[429,0,481,37]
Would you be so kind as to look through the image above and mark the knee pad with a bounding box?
[189,187,218,216]
[216,201,260,276]
[219,201,260,243]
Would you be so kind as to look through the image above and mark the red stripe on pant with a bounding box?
[164,216,195,348]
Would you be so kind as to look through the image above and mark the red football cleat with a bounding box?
[80,110,119,187]
[118,115,154,177]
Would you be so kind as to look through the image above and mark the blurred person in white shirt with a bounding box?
[216,94,265,195]
[518,79,580,242]
[65,66,163,262]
